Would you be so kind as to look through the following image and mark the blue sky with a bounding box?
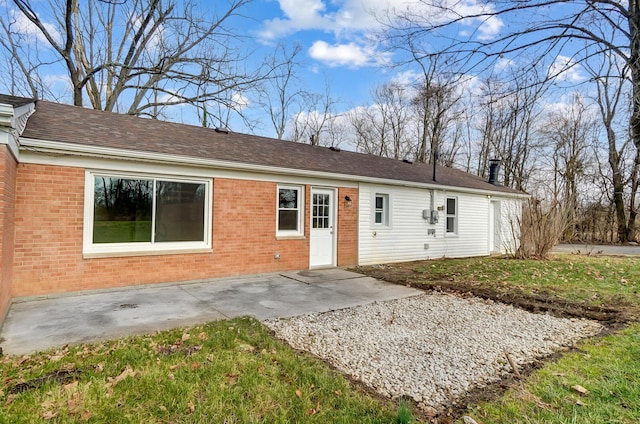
[225,0,514,135]
[242,0,401,124]
[0,0,590,140]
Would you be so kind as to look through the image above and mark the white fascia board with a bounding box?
[19,136,529,199]
[0,103,12,128]
[0,103,20,159]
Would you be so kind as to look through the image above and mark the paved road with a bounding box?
[553,243,640,256]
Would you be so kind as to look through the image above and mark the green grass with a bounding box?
[93,220,151,243]
[465,324,640,423]
[413,254,640,307]
[0,317,401,423]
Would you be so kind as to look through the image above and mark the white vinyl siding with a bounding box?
[358,183,520,265]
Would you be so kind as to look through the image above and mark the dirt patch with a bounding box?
[8,369,82,394]
[155,344,203,356]
[354,264,637,325]
[353,261,637,423]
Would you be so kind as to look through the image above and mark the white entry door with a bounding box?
[489,200,502,253]
[309,188,336,267]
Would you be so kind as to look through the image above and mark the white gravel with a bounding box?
[264,292,603,410]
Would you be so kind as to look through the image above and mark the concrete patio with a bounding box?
[0,268,421,355]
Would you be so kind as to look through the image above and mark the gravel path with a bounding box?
[264,292,603,411]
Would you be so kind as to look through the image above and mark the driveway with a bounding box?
[553,243,640,256]
[0,269,421,356]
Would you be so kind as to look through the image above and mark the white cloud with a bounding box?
[259,0,404,42]
[548,55,585,83]
[390,70,422,86]
[259,0,331,40]
[10,8,61,45]
[259,0,504,70]
[494,57,515,72]
[231,92,250,110]
[308,40,390,68]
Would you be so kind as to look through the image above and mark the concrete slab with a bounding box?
[0,269,422,355]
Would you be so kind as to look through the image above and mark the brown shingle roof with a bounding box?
[20,99,522,195]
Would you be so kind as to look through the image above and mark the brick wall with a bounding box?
[12,163,358,297]
[337,187,358,267]
[0,146,17,321]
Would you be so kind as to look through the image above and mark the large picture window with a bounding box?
[85,172,211,256]
[277,185,303,236]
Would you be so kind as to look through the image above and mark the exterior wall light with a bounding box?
[344,195,352,207]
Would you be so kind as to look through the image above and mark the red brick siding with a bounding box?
[0,146,17,321]
[13,164,362,297]
[337,187,358,266]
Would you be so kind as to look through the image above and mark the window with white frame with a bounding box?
[277,185,303,236]
[446,197,457,234]
[85,172,211,256]
[374,193,389,226]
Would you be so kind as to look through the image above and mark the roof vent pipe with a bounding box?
[432,149,439,182]
[488,158,501,185]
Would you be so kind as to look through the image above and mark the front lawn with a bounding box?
[469,323,640,424]
[0,318,400,423]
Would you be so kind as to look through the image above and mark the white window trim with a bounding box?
[372,193,390,227]
[83,170,212,258]
[445,196,458,236]
[276,184,305,238]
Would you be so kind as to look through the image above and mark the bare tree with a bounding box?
[540,94,595,239]
[373,82,412,160]
[345,82,413,158]
[395,45,464,165]
[471,69,546,191]
[348,105,385,156]
[386,0,640,181]
[2,0,269,122]
[0,15,46,98]
[473,77,504,179]
[288,80,339,146]
[587,54,638,241]
[259,42,304,139]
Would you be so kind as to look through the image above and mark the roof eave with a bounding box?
[18,136,529,198]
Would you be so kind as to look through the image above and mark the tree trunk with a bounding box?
[628,0,640,241]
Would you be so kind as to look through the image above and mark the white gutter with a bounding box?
[0,103,12,128]
[0,103,19,158]
[19,137,529,199]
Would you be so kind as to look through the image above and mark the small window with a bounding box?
[277,185,303,236]
[446,197,457,234]
[374,193,389,226]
